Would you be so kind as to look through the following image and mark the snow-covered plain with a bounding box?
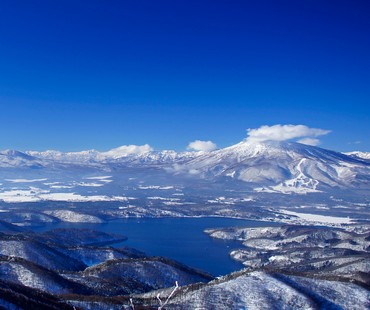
[280,209,353,224]
[0,188,131,203]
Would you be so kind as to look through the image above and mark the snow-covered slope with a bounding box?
[0,278,75,309]
[0,256,88,295]
[179,140,370,193]
[161,270,370,310]
[73,257,213,295]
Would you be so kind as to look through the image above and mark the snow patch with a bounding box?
[5,178,47,183]
[281,210,353,224]
[138,185,174,190]
[85,175,112,180]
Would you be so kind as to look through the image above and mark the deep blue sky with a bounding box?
[0,1,369,152]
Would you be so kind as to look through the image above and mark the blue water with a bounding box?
[33,217,279,276]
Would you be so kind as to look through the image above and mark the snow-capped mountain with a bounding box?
[0,150,43,168]
[178,140,370,193]
[1,140,369,197]
[345,151,370,160]
[26,148,199,165]
[27,149,103,164]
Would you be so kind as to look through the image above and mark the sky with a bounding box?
[0,0,369,152]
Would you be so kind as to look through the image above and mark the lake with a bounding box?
[33,217,279,276]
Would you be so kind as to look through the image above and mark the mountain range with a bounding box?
[0,140,369,197]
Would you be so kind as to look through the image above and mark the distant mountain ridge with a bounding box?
[26,148,199,165]
[0,140,369,196]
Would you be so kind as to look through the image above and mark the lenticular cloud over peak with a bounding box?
[245,124,331,144]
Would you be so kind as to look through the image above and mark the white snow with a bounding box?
[148,197,180,201]
[43,210,103,223]
[344,151,370,159]
[111,196,130,201]
[138,185,174,190]
[281,210,353,224]
[163,201,182,206]
[254,158,322,194]
[85,175,112,180]
[5,178,47,183]
[76,182,105,187]
[167,270,370,309]
[268,255,289,263]
[0,189,49,202]
[49,185,75,189]
[255,184,321,194]
[0,188,131,203]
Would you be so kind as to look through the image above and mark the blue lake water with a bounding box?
[33,217,279,276]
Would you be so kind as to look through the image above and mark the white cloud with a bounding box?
[297,138,320,146]
[246,124,331,144]
[187,140,217,152]
[103,144,153,158]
